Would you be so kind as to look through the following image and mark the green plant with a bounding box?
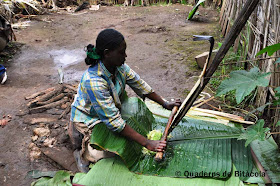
[187,0,205,20]
[216,67,270,104]
[216,43,280,147]
[238,119,270,147]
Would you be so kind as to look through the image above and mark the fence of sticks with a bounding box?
[219,0,280,142]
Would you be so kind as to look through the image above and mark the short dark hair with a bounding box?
[85,29,125,65]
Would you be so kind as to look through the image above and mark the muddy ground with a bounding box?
[0,4,221,185]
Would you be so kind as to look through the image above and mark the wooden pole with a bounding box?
[168,0,261,134]
[154,106,178,162]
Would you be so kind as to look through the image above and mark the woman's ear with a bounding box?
[103,49,110,58]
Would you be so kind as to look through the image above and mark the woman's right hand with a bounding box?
[145,139,166,152]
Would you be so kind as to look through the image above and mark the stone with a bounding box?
[33,128,50,137]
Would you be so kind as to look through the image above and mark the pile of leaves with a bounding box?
[31,97,280,185]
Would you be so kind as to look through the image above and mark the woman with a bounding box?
[69,29,181,172]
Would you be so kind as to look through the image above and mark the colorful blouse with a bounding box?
[70,61,153,132]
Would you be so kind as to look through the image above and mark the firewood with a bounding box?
[25,87,55,100]
[29,98,68,114]
[24,117,58,125]
[40,147,78,171]
[27,85,63,107]
[37,93,65,105]
[58,102,71,120]
[63,84,77,92]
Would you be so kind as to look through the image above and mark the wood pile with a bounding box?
[25,84,77,119]
[24,84,79,171]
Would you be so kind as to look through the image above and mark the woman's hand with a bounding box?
[145,140,166,152]
[163,99,182,110]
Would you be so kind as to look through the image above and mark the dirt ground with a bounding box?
[0,4,221,185]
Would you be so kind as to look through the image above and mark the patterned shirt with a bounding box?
[70,61,153,132]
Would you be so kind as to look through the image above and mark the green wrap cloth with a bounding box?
[87,48,101,59]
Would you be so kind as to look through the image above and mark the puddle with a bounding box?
[48,49,85,67]
[14,47,87,83]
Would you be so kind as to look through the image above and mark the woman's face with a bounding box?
[105,40,127,67]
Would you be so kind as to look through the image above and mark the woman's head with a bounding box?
[85,29,126,66]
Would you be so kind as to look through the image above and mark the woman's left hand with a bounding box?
[163,98,182,110]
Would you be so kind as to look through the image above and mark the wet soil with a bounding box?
[0,4,221,185]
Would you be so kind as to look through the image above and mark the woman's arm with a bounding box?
[120,124,166,152]
[145,92,181,110]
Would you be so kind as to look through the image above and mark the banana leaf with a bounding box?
[31,170,71,186]
[90,97,153,168]
[231,139,254,181]
[74,157,242,186]
[90,97,243,178]
[134,138,232,178]
[250,137,280,183]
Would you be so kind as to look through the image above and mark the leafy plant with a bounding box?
[238,119,270,147]
[216,67,270,104]
[256,43,280,65]
[276,121,280,127]
[31,170,72,186]
[187,0,205,20]
[256,43,280,57]
[273,86,280,106]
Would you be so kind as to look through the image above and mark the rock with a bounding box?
[43,138,56,147]
[33,128,50,137]
[29,143,41,161]
[31,135,39,142]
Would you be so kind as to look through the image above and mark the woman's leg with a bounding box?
[68,121,83,150]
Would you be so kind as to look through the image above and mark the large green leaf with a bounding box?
[256,43,280,57]
[90,97,153,168]
[216,67,270,104]
[90,97,243,179]
[27,170,57,179]
[31,170,71,186]
[74,157,242,186]
[134,138,232,178]
[250,137,280,183]
[187,0,206,20]
[238,119,270,147]
[31,177,51,186]
[231,139,254,181]
[155,116,242,141]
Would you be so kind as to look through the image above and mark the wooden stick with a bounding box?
[29,98,68,114]
[64,84,77,92]
[27,85,63,107]
[58,102,71,120]
[222,56,280,65]
[25,87,55,100]
[205,102,223,111]
[154,106,178,162]
[169,0,260,135]
[250,148,272,183]
[37,93,65,105]
[193,97,215,108]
